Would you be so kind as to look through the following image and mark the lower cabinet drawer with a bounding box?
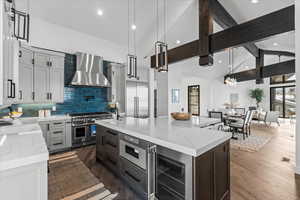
[120,157,147,197]
[105,153,119,175]
[50,129,64,137]
[50,135,65,150]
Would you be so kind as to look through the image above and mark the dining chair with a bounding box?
[264,111,280,126]
[234,108,246,115]
[208,111,223,130]
[229,111,251,140]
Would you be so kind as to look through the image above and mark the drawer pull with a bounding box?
[53,142,63,146]
[107,157,117,165]
[125,170,141,183]
[106,130,117,136]
[106,141,117,148]
[53,122,63,125]
[53,131,63,134]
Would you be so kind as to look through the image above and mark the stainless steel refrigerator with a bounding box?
[126,81,149,118]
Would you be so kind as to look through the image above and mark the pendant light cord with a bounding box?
[133,0,136,56]
[164,0,167,43]
[156,0,159,42]
[127,0,130,55]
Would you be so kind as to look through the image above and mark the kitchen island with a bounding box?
[96,117,231,200]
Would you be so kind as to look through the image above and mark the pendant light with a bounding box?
[154,0,168,72]
[225,48,237,86]
[127,0,137,79]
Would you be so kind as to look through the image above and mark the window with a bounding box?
[270,85,296,118]
[270,73,296,85]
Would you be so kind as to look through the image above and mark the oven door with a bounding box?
[73,126,87,141]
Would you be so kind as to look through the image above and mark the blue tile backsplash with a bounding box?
[7,86,109,117]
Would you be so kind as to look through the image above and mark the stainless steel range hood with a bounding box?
[71,52,110,87]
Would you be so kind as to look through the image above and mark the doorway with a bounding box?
[270,85,296,118]
[188,85,200,116]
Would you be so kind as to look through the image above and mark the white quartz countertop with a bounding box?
[96,117,231,157]
[0,118,50,172]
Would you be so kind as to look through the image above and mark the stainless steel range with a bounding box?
[71,112,112,148]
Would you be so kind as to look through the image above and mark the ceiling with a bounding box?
[15,0,295,79]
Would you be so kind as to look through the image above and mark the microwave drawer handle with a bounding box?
[106,130,117,136]
[125,170,141,183]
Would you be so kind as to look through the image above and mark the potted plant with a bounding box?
[249,88,264,108]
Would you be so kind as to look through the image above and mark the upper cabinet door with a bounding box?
[18,48,34,103]
[34,52,50,102]
[49,55,64,102]
[49,67,64,103]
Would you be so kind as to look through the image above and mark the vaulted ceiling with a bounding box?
[15,0,295,79]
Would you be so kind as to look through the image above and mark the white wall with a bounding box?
[168,64,213,116]
[28,18,127,63]
[295,0,300,175]
[211,78,270,111]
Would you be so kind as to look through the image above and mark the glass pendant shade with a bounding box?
[127,54,137,78]
[155,41,168,72]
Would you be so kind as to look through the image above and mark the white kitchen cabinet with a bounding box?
[0,162,48,200]
[34,52,50,102]
[39,119,71,153]
[18,48,34,103]
[0,1,19,107]
[18,46,65,103]
[49,56,64,103]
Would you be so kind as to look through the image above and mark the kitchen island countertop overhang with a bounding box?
[95,117,231,157]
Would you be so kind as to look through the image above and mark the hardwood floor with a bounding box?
[50,121,300,200]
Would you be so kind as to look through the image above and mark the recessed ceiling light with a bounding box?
[97,9,103,16]
[273,42,279,46]
[131,24,137,30]
[218,60,222,64]
[251,0,259,4]
[176,40,181,44]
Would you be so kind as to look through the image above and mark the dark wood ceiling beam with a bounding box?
[262,49,295,57]
[150,5,295,68]
[199,0,214,66]
[211,5,295,53]
[209,0,259,57]
[256,49,264,84]
[225,59,295,82]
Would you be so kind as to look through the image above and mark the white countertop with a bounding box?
[0,115,69,172]
[96,117,231,157]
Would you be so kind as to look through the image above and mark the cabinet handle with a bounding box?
[47,124,50,131]
[12,82,16,98]
[53,122,63,125]
[106,141,117,148]
[125,170,141,183]
[106,130,117,136]
[50,93,52,100]
[19,90,22,100]
[32,92,35,100]
[107,157,116,165]
[101,136,105,145]
[7,79,12,98]
[53,131,63,134]
[19,50,22,58]
[53,142,63,146]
